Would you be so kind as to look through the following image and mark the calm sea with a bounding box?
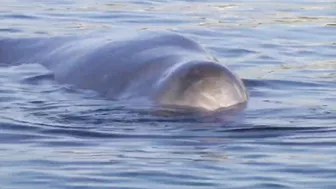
[0,0,335,188]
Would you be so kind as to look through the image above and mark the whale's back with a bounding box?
[0,31,248,111]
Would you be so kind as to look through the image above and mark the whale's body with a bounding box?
[0,31,248,111]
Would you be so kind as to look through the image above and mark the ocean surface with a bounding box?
[0,0,335,188]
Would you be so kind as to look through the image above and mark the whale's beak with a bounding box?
[154,61,248,111]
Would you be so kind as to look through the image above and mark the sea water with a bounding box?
[0,0,335,188]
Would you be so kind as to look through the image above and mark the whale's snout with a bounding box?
[155,61,248,111]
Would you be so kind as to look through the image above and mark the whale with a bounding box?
[0,31,248,111]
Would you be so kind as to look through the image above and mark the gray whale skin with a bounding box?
[0,31,248,111]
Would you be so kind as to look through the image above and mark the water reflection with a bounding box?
[1,0,335,35]
[1,0,336,188]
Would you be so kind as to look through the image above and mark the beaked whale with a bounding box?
[0,31,248,111]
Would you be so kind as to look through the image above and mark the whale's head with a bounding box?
[154,60,248,111]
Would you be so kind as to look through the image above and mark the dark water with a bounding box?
[0,0,335,188]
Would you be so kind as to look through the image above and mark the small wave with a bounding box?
[226,125,328,133]
[21,73,55,84]
[1,13,39,20]
[243,78,328,89]
[0,28,23,33]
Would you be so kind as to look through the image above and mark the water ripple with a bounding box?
[1,0,336,188]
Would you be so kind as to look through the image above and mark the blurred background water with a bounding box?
[0,0,335,188]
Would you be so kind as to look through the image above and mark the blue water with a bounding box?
[0,0,335,188]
